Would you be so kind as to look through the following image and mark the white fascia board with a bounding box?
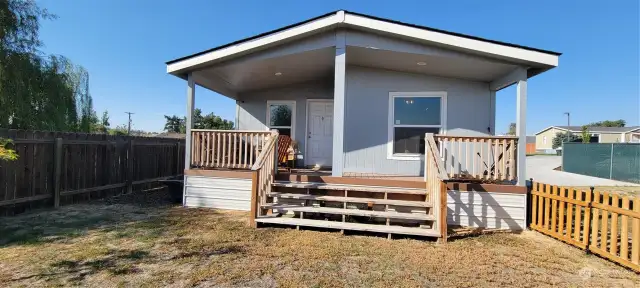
[167,14,341,74]
[343,14,559,68]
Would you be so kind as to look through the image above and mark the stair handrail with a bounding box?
[249,130,279,227]
[425,133,449,242]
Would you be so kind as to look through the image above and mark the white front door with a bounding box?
[306,100,333,167]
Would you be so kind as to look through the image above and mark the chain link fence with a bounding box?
[562,142,640,184]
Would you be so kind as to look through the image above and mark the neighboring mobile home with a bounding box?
[166,10,560,240]
[536,126,640,150]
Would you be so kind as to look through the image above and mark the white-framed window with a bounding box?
[266,100,296,138]
[387,91,447,160]
[543,136,547,145]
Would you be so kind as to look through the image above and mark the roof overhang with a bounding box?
[166,10,561,77]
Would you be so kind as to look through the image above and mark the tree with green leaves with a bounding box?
[552,131,580,149]
[199,111,234,130]
[0,0,96,132]
[506,122,516,136]
[98,110,110,133]
[108,124,128,136]
[0,138,18,161]
[164,115,185,133]
[586,119,626,127]
[164,109,233,132]
[581,126,591,143]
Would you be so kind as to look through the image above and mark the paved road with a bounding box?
[526,156,639,187]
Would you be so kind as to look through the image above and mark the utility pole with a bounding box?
[564,112,571,143]
[564,112,570,127]
[124,112,134,135]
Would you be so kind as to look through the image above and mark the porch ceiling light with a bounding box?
[275,72,282,76]
[416,62,427,66]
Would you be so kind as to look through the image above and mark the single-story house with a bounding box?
[536,126,640,150]
[166,10,560,239]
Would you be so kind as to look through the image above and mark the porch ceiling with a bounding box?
[346,46,517,82]
[193,44,520,97]
[194,48,335,95]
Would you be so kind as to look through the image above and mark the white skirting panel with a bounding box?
[447,190,526,230]
[184,175,252,211]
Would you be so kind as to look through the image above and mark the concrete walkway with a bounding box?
[526,156,639,187]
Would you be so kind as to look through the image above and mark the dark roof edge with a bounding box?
[166,10,562,65]
[344,10,562,56]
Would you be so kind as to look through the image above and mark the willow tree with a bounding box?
[0,0,95,132]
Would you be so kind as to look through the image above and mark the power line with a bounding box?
[124,112,134,135]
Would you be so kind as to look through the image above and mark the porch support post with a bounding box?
[332,28,346,177]
[184,73,195,171]
[516,74,527,186]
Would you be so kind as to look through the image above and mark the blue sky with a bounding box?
[37,0,639,134]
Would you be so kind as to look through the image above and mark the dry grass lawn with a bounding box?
[1,190,639,287]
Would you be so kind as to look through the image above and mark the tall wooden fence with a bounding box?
[530,182,640,272]
[0,129,185,215]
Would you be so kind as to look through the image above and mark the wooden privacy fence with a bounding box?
[436,135,517,182]
[530,182,640,272]
[191,129,272,169]
[0,130,185,215]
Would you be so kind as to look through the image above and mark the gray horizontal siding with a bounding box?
[184,176,252,211]
[237,80,333,159]
[343,66,494,176]
[447,190,526,230]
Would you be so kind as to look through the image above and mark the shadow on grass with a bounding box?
[2,204,247,284]
[446,226,521,242]
[0,213,118,247]
[0,189,188,248]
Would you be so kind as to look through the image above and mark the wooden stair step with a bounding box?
[255,217,441,237]
[263,204,435,221]
[267,192,431,208]
[272,181,426,195]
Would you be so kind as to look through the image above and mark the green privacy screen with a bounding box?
[562,143,640,184]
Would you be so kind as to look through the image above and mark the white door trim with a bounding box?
[305,99,334,167]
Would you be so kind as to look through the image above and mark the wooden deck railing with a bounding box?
[435,135,518,182]
[190,130,272,169]
[425,133,450,241]
[249,131,279,227]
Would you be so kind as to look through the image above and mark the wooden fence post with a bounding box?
[250,170,259,228]
[176,141,181,175]
[526,178,533,229]
[53,138,63,208]
[440,181,448,243]
[126,139,135,194]
[585,186,595,254]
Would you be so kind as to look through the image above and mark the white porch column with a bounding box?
[516,78,527,186]
[331,28,346,177]
[184,73,195,170]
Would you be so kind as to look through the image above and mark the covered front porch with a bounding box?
[174,32,533,183]
[166,10,560,238]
